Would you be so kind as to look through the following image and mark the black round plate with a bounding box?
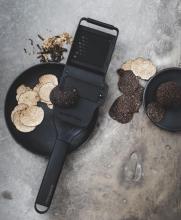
[143,67,181,132]
[5,63,98,156]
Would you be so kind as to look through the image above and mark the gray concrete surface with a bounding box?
[0,0,181,219]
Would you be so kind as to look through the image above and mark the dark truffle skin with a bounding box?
[124,86,144,113]
[156,81,177,107]
[117,69,139,95]
[109,95,140,124]
[110,95,140,114]
[109,69,144,124]
[110,110,133,124]
[174,86,181,106]
[50,86,79,108]
[109,97,133,124]
[146,102,165,123]
[128,94,142,113]
[131,85,144,111]
[135,86,144,102]
[109,84,144,124]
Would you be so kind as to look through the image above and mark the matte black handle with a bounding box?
[86,18,115,29]
[35,139,68,214]
[80,17,119,36]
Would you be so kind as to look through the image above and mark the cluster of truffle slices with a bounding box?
[109,57,157,124]
[146,81,181,123]
[11,74,58,132]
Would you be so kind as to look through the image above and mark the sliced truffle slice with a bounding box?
[109,95,135,124]
[131,57,156,80]
[109,98,133,124]
[156,81,177,107]
[109,96,129,115]
[146,102,165,123]
[174,86,181,106]
[118,70,139,95]
[50,86,79,108]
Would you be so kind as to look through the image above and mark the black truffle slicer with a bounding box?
[34,18,119,213]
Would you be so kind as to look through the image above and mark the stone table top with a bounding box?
[0,0,181,219]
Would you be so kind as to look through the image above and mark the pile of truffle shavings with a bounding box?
[37,32,72,63]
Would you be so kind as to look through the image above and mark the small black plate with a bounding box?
[143,67,181,132]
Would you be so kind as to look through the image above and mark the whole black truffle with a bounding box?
[50,86,79,108]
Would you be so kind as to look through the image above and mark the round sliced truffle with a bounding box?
[118,70,139,95]
[109,97,133,124]
[16,85,31,101]
[39,82,56,103]
[156,81,177,107]
[11,104,28,122]
[13,111,36,133]
[50,86,79,108]
[18,90,40,106]
[146,102,165,123]
[39,74,58,86]
[109,95,136,124]
[20,106,44,127]
[131,57,156,80]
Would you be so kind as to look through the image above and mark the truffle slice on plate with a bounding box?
[20,106,44,127]
[18,90,40,106]
[156,81,177,108]
[39,74,58,86]
[146,102,165,123]
[39,82,56,103]
[174,86,181,106]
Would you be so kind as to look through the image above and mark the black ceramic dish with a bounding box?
[144,67,181,132]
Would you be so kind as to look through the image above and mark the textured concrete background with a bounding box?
[0,0,181,220]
